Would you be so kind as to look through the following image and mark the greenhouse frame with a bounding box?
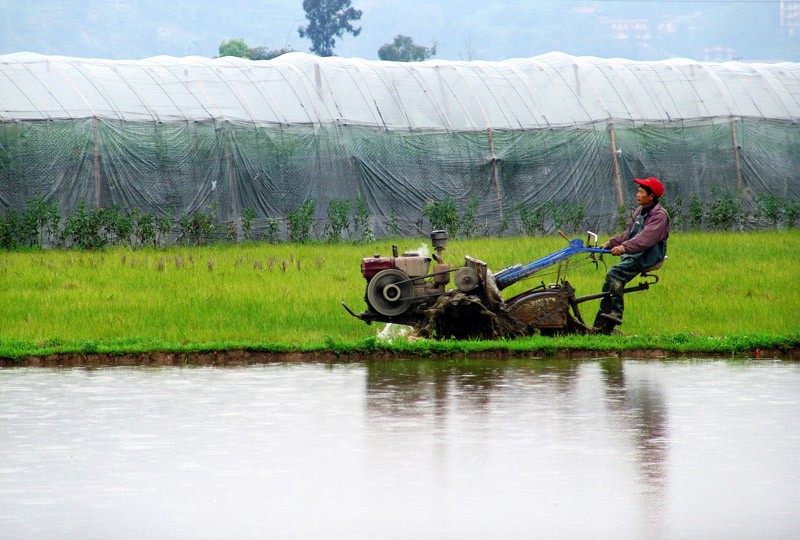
[1,51,799,237]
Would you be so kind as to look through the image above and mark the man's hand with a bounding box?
[611,245,625,256]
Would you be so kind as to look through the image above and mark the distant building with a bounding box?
[702,46,735,62]
[781,1,800,36]
[600,18,651,43]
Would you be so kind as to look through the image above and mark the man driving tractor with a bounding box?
[595,177,670,332]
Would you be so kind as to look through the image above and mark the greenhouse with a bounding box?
[1,50,799,238]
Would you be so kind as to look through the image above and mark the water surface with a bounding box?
[1,358,798,539]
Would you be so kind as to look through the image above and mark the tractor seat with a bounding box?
[641,256,667,276]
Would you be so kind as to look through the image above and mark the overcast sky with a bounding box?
[1,0,797,62]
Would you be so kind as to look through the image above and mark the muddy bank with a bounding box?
[2,347,799,367]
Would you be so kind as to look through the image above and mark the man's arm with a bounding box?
[603,208,639,250]
[617,207,669,254]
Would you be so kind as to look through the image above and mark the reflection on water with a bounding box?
[1,359,799,540]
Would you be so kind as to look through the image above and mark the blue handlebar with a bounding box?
[494,238,610,290]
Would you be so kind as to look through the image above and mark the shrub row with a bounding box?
[1,190,797,250]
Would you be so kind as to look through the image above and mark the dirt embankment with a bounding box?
[3,347,799,368]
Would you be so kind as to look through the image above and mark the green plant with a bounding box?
[180,202,218,245]
[785,197,799,228]
[661,194,684,231]
[688,194,704,230]
[21,197,50,247]
[157,212,172,246]
[497,212,510,236]
[63,201,108,250]
[755,193,782,228]
[286,198,316,243]
[707,188,743,231]
[103,206,133,246]
[266,219,279,243]
[135,211,156,248]
[325,199,350,242]
[0,231,797,358]
[353,193,373,242]
[423,196,460,236]
[0,208,22,249]
[459,196,480,238]
[547,201,583,234]
[242,207,256,241]
[615,203,628,233]
[388,208,399,237]
[516,203,546,236]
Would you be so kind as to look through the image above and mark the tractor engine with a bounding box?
[360,231,451,319]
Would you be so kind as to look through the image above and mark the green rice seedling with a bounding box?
[0,231,797,358]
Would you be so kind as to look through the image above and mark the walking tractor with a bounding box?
[341,231,663,339]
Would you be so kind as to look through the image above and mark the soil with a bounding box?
[2,346,799,368]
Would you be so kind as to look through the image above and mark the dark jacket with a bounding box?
[608,202,670,271]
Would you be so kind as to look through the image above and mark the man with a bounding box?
[595,177,670,331]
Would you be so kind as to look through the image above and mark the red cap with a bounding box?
[634,177,664,198]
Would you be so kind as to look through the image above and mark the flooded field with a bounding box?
[1,358,799,539]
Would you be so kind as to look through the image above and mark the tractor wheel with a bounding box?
[367,269,414,317]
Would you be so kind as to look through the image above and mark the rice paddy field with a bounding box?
[0,230,798,360]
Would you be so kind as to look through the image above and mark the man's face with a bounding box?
[636,186,654,206]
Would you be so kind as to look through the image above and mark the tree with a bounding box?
[378,35,437,62]
[218,39,294,60]
[246,46,295,60]
[298,0,362,57]
[218,39,249,58]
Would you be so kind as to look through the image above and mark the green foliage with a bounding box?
[378,35,437,62]
[615,203,628,232]
[707,188,743,231]
[755,193,783,228]
[179,202,218,245]
[218,39,293,61]
[786,198,800,228]
[157,213,172,246]
[135,210,157,248]
[497,212,510,237]
[325,199,351,242]
[688,194,704,230]
[298,0,362,57]
[218,39,249,58]
[246,46,295,60]
[388,208,399,237]
[63,201,108,250]
[516,203,546,236]
[0,208,22,249]
[423,196,460,237]
[660,194,684,231]
[265,219,280,244]
[547,200,585,234]
[353,193,373,242]
[459,196,480,238]
[242,207,256,241]
[286,198,316,243]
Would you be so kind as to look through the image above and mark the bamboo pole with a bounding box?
[730,117,743,195]
[93,116,101,209]
[608,122,623,207]
[488,128,503,221]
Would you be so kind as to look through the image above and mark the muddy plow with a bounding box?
[341,231,661,339]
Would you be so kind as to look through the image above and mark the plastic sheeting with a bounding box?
[1,51,799,237]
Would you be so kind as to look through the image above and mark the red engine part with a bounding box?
[361,256,395,279]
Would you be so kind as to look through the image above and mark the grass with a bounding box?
[0,230,798,360]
